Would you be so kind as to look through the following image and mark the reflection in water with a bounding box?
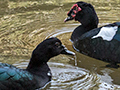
[0,0,120,89]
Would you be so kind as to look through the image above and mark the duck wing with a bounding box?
[0,63,36,90]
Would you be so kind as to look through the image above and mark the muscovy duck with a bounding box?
[0,37,75,90]
[64,1,120,68]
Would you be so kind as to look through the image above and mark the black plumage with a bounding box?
[0,37,74,90]
[65,1,120,68]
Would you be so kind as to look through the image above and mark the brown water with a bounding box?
[0,0,120,90]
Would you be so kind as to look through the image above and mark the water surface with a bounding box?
[0,0,120,89]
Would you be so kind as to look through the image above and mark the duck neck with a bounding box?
[79,12,99,32]
[71,20,98,42]
[83,22,98,31]
[26,57,51,88]
[26,56,50,74]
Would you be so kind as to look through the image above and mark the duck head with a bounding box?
[64,1,99,28]
[27,37,75,69]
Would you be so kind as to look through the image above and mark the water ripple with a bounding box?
[48,62,99,90]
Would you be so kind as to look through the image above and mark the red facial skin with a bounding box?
[68,4,81,18]
[64,4,82,22]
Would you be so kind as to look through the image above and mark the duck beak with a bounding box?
[64,16,74,22]
[61,45,75,55]
[61,49,75,55]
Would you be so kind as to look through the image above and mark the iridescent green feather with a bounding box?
[0,63,33,81]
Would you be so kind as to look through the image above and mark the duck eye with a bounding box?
[73,6,78,10]
[55,42,60,47]
[76,7,78,10]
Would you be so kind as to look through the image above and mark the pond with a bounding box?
[0,0,120,89]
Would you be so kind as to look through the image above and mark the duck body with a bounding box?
[0,37,74,90]
[74,22,120,68]
[71,26,88,42]
[65,1,120,68]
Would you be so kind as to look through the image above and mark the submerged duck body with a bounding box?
[0,37,74,90]
[65,1,120,68]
